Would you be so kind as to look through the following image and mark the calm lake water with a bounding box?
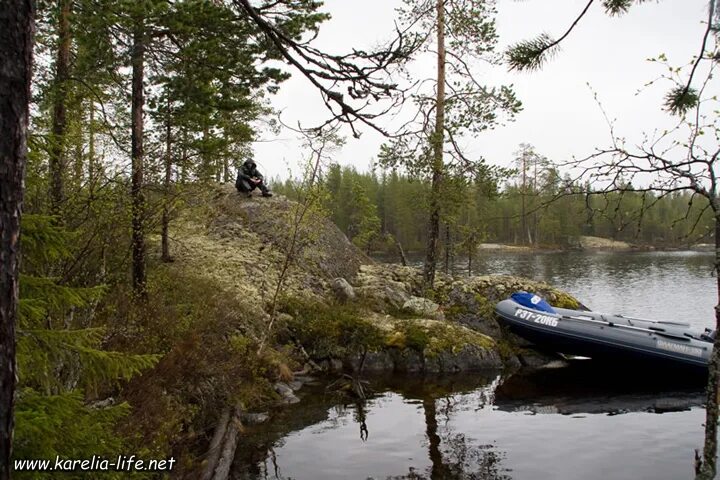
[232,251,718,480]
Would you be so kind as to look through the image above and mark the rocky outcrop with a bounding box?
[168,185,578,378]
[343,263,580,370]
[568,235,632,251]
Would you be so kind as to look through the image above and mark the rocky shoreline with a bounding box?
[171,185,585,480]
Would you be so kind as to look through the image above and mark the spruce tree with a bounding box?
[13,215,158,478]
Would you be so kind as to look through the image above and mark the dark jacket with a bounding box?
[238,160,263,182]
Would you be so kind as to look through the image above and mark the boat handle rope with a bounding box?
[614,314,690,327]
[562,315,703,344]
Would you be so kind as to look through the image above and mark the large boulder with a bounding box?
[352,264,454,312]
[331,277,356,303]
[402,296,444,320]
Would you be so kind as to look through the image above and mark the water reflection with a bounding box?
[494,362,705,416]
[232,251,714,479]
[231,366,706,480]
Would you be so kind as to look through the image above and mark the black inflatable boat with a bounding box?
[495,293,715,373]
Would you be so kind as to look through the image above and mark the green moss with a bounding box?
[397,321,432,352]
[281,297,385,359]
[473,293,498,321]
[549,291,580,309]
[495,339,521,361]
[391,319,495,359]
[444,303,469,320]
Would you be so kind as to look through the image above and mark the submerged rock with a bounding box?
[240,412,270,425]
[274,382,300,404]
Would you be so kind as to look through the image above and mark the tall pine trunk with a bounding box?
[88,101,95,195]
[422,0,445,288]
[698,208,720,479]
[520,154,528,245]
[131,18,147,297]
[49,0,71,216]
[161,96,172,262]
[0,0,34,475]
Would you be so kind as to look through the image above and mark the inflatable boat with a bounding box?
[495,292,715,373]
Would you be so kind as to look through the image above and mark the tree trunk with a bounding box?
[395,238,408,266]
[49,0,71,216]
[180,128,188,184]
[520,154,528,245]
[88,100,95,195]
[210,407,242,480]
[443,223,454,275]
[0,1,34,476]
[131,18,147,298]
[161,95,172,262]
[422,0,445,289]
[223,157,230,183]
[697,210,720,480]
[468,239,473,276]
[201,408,231,480]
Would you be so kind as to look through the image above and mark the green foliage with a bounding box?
[664,85,700,116]
[602,0,635,16]
[17,328,158,393]
[473,294,496,321]
[349,180,381,252]
[14,389,132,480]
[391,320,495,359]
[506,33,556,72]
[281,297,385,359]
[278,151,714,256]
[19,275,105,328]
[20,215,73,267]
[395,320,432,353]
[14,215,158,469]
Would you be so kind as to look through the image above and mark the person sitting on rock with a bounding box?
[235,159,272,198]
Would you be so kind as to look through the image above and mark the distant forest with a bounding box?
[273,155,714,254]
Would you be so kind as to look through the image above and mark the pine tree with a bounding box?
[0,0,34,474]
[380,0,520,287]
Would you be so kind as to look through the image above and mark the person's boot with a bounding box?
[260,184,273,197]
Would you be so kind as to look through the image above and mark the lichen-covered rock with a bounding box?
[342,315,500,373]
[402,296,444,320]
[445,275,581,338]
[167,185,372,322]
[352,264,455,312]
[355,280,411,311]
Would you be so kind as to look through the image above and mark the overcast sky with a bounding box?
[253,0,712,181]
